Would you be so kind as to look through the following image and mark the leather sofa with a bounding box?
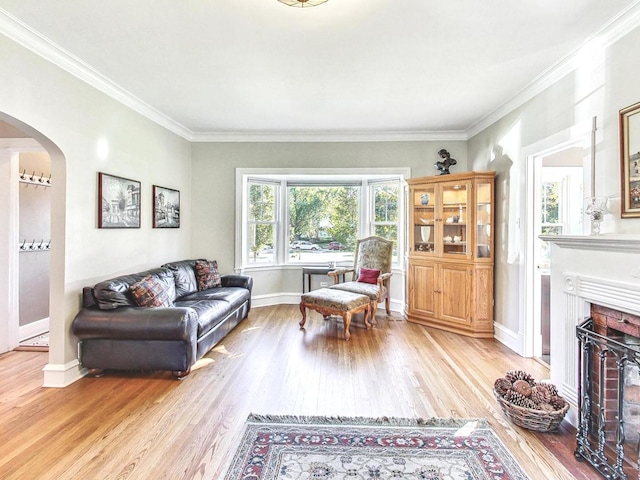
[72,259,252,378]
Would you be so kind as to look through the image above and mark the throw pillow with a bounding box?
[195,260,222,291]
[357,267,381,285]
[129,275,174,308]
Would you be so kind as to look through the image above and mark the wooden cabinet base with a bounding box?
[406,315,494,338]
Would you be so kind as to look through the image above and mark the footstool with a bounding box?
[299,288,373,341]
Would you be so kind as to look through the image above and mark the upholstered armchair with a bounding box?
[328,236,393,317]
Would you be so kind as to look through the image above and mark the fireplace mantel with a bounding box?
[541,234,640,253]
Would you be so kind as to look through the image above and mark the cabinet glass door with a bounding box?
[442,182,468,257]
[413,186,436,254]
[476,181,492,259]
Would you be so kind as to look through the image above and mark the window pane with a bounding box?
[288,185,358,263]
[249,183,275,221]
[373,183,399,222]
[541,182,559,224]
[248,223,275,264]
[248,182,276,264]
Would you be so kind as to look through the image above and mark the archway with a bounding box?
[0,112,66,386]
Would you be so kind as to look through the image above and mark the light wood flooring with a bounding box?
[0,305,600,479]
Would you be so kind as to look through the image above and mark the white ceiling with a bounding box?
[0,0,638,140]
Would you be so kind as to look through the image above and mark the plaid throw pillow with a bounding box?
[195,260,221,291]
[129,275,174,308]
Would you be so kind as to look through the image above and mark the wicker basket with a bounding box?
[493,389,569,432]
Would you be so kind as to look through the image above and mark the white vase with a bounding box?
[420,226,431,242]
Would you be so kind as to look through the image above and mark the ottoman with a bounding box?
[299,288,373,341]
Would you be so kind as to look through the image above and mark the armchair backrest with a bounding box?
[351,236,394,280]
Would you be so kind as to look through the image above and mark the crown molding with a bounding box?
[189,130,468,143]
[466,0,640,140]
[0,7,192,140]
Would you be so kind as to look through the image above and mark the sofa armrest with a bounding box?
[72,306,198,342]
[221,274,253,292]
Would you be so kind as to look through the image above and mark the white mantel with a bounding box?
[542,234,640,426]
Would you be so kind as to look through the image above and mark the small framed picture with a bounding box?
[153,185,180,228]
[98,172,141,228]
[620,101,640,217]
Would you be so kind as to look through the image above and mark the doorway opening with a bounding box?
[522,120,594,364]
[533,149,584,365]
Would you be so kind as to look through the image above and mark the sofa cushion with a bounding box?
[195,260,221,291]
[174,299,231,336]
[178,287,250,312]
[129,275,175,308]
[162,259,204,298]
[94,267,175,310]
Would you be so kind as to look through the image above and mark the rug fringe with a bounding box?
[246,413,487,428]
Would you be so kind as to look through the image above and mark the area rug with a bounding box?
[224,414,527,480]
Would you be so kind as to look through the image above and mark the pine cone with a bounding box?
[513,379,532,397]
[550,395,566,410]
[530,385,552,404]
[505,370,535,385]
[505,390,528,406]
[494,378,512,396]
[536,382,558,397]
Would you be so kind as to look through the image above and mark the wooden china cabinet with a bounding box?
[405,171,495,338]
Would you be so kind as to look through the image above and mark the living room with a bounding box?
[1,2,640,478]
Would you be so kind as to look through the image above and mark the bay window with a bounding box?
[239,170,405,269]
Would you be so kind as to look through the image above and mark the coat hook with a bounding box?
[30,239,36,249]
[38,172,45,183]
[46,239,51,249]
[20,239,27,250]
[38,239,44,249]
[20,169,27,180]
[46,174,52,184]
[30,171,36,182]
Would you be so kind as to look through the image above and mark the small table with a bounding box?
[302,266,345,293]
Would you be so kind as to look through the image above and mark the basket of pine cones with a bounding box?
[493,370,569,432]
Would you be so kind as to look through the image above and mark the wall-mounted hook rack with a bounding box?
[18,171,52,187]
[18,239,51,252]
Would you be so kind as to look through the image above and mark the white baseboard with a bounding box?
[42,359,85,388]
[19,317,49,341]
[493,322,524,356]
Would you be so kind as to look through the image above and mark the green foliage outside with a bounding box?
[249,183,275,258]
[289,186,358,249]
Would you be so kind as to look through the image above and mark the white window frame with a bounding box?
[236,168,409,271]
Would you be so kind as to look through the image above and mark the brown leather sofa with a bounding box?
[72,259,252,378]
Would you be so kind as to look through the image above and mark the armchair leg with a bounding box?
[385,297,391,315]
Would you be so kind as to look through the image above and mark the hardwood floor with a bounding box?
[0,305,600,479]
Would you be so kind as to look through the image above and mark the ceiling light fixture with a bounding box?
[278,0,328,7]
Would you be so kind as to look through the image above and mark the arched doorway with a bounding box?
[0,112,66,386]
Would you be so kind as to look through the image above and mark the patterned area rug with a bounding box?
[225,414,527,480]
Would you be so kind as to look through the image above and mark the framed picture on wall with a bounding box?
[620,101,640,217]
[98,172,141,228]
[153,185,180,228]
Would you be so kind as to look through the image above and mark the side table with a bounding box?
[302,266,345,293]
